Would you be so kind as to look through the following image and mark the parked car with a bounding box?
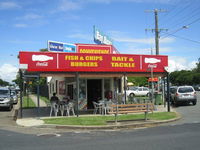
[11,90,18,104]
[0,87,14,110]
[126,86,150,97]
[171,86,197,106]
[165,86,177,102]
[193,85,200,91]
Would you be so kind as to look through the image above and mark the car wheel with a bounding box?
[7,104,13,111]
[146,93,150,97]
[129,93,135,97]
[192,101,197,105]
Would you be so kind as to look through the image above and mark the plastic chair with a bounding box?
[103,100,113,114]
[93,101,102,114]
[66,102,75,116]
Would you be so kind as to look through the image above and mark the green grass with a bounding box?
[22,96,36,108]
[43,112,177,126]
[38,95,50,105]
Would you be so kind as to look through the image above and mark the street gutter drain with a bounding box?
[37,133,61,138]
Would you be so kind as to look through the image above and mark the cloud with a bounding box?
[14,23,28,28]
[0,1,20,10]
[84,0,179,4]
[0,64,18,83]
[16,13,43,20]
[110,30,174,44]
[57,0,82,12]
[8,39,39,44]
[67,33,92,41]
[168,56,197,72]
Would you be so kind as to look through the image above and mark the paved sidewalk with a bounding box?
[29,94,47,107]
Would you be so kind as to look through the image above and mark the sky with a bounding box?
[0,0,200,83]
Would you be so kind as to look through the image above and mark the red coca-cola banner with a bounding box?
[19,51,168,73]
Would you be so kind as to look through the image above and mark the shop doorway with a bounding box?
[87,79,102,109]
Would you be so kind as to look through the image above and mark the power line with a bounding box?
[160,1,200,31]
[163,32,200,44]
[161,16,200,39]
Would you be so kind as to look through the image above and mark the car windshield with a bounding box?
[128,86,138,90]
[178,87,194,93]
[0,90,9,95]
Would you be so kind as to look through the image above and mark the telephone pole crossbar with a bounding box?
[145,9,168,55]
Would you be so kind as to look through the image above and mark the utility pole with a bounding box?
[145,9,167,55]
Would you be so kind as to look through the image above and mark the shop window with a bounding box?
[79,79,86,99]
[67,85,73,99]
[104,79,111,99]
[118,78,122,93]
[56,80,58,94]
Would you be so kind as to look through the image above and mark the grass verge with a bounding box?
[22,96,36,108]
[43,112,177,126]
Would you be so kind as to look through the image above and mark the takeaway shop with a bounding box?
[19,44,168,112]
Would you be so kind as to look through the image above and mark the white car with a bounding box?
[126,87,150,97]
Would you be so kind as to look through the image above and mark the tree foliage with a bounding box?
[169,58,200,85]
[0,78,9,86]
[127,77,148,86]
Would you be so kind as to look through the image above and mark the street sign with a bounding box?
[48,41,76,53]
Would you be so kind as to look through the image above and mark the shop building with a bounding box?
[19,47,168,113]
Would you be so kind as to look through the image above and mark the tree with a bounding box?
[0,78,9,86]
[40,48,48,52]
[192,58,200,73]
[127,77,148,86]
[169,58,200,85]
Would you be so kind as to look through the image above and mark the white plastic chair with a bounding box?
[103,100,113,115]
[49,102,59,117]
[93,101,102,114]
[61,102,75,116]
[67,102,75,116]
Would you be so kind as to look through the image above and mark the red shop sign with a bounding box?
[19,51,168,73]
[76,43,113,54]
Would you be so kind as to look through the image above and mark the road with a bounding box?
[0,122,200,150]
[0,92,199,150]
[170,91,200,125]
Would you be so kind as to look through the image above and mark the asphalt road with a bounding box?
[0,122,200,150]
[0,92,200,150]
[170,91,200,125]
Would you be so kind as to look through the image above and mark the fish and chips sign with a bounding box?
[19,51,168,73]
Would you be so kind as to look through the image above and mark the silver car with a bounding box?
[172,86,197,106]
[0,87,14,110]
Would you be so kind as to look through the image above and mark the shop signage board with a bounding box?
[76,43,114,54]
[48,41,76,53]
[148,77,159,82]
[94,26,113,45]
[19,51,168,73]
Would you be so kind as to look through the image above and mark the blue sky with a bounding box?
[0,0,200,82]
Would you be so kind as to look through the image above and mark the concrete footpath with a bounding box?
[29,94,47,107]
[16,105,181,130]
